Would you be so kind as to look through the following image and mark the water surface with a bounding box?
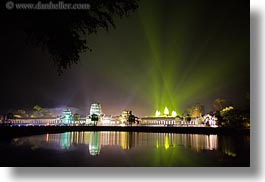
[0,131,250,167]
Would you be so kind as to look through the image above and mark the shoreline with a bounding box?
[0,126,250,139]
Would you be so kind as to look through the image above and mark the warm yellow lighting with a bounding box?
[155,110,161,117]
[14,115,22,118]
[171,111,177,117]
[222,106,234,112]
[164,107,169,115]
[164,136,169,150]
[156,140,159,149]
[46,134,49,142]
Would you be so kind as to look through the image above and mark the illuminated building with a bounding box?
[73,113,80,124]
[164,107,169,116]
[90,103,102,116]
[4,103,217,127]
[86,103,103,125]
[121,110,130,118]
[171,111,177,117]
[203,114,218,127]
[141,116,179,126]
[60,109,74,125]
[120,110,130,124]
[101,115,120,126]
[155,107,177,117]
[155,110,161,117]
[86,115,92,125]
[140,106,217,126]
[5,117,60,126]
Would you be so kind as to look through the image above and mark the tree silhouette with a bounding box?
[185,103,204,118]
[1,0,139,74]
[33,105,43,112]
[6,113,15,120]
[91,114,99,126]
[185,114,191,124]
[127,111,135,126]
[213,98,227,112]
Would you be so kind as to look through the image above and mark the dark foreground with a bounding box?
[0,125,249,139]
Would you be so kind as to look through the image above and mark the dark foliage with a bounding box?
[91,113,99,126]
[220,109,250,128]
[1,0,138,74]
[127,111,135,126]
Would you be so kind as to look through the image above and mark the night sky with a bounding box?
[0,0,249,116]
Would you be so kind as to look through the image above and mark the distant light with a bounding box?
[164,107,169,116]
[155,110,161,117]
[171,111,177,117]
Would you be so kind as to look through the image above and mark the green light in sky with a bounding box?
[135,0,249,115]
[83,0,249,116]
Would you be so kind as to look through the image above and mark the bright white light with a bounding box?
[171,111,177,117]
[155,110,161,117]
[164,107,169,115]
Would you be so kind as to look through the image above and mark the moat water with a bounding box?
[0,131,250,166]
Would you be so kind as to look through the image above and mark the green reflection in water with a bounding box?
[11,132,248,166]
[89,132,100,156]
[61,132,70,150]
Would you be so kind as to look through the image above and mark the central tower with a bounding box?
[90,103,102,116]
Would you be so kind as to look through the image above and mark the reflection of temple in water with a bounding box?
[12,132,241,157]
[89,132,101,156]
[177,134,218,152]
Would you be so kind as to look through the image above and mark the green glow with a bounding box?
[171,111,177,117]
[155,110,161,117]
[164,136,169,150]
[164,107,169,116]
[61,132,70,149]
[156,139,159,149]
[60,109,74,125]
[82,0,249,115]
[89,132,100,156]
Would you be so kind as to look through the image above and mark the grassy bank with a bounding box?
[0,125,250,140]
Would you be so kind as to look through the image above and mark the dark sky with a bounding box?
[0,0,249,116]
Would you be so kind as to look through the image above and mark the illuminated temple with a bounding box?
[2,103,218,127]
